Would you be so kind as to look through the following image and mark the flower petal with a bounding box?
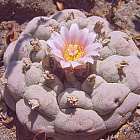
[78,28,89,46]
[79,56,94,64]
[71,61,81,68]
[53,39,64,50]
[85,43,102,52]
[47,40,57,49]
[69,23,80,43]
[86,51,100,57]
[87,32,97,44]
[60,26,69,41]
[51,32,64,49]
[60,60,71,68]
[54,55,63,62]
[51,48,63,59]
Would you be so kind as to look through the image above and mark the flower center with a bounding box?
[63,43,85,61]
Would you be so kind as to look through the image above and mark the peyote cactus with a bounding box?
[3,9,140,140]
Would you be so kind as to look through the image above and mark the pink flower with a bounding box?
[47,23,102,68]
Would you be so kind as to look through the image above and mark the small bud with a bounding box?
[87,74,96,83]
[43,70,55,80]
[116,60,128,81]
[67,95,78,107]
[30,38,41,52]
[22,58,32,73]
[28,99,40,110]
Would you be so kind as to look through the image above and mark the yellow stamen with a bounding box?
[63,43,85,61]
